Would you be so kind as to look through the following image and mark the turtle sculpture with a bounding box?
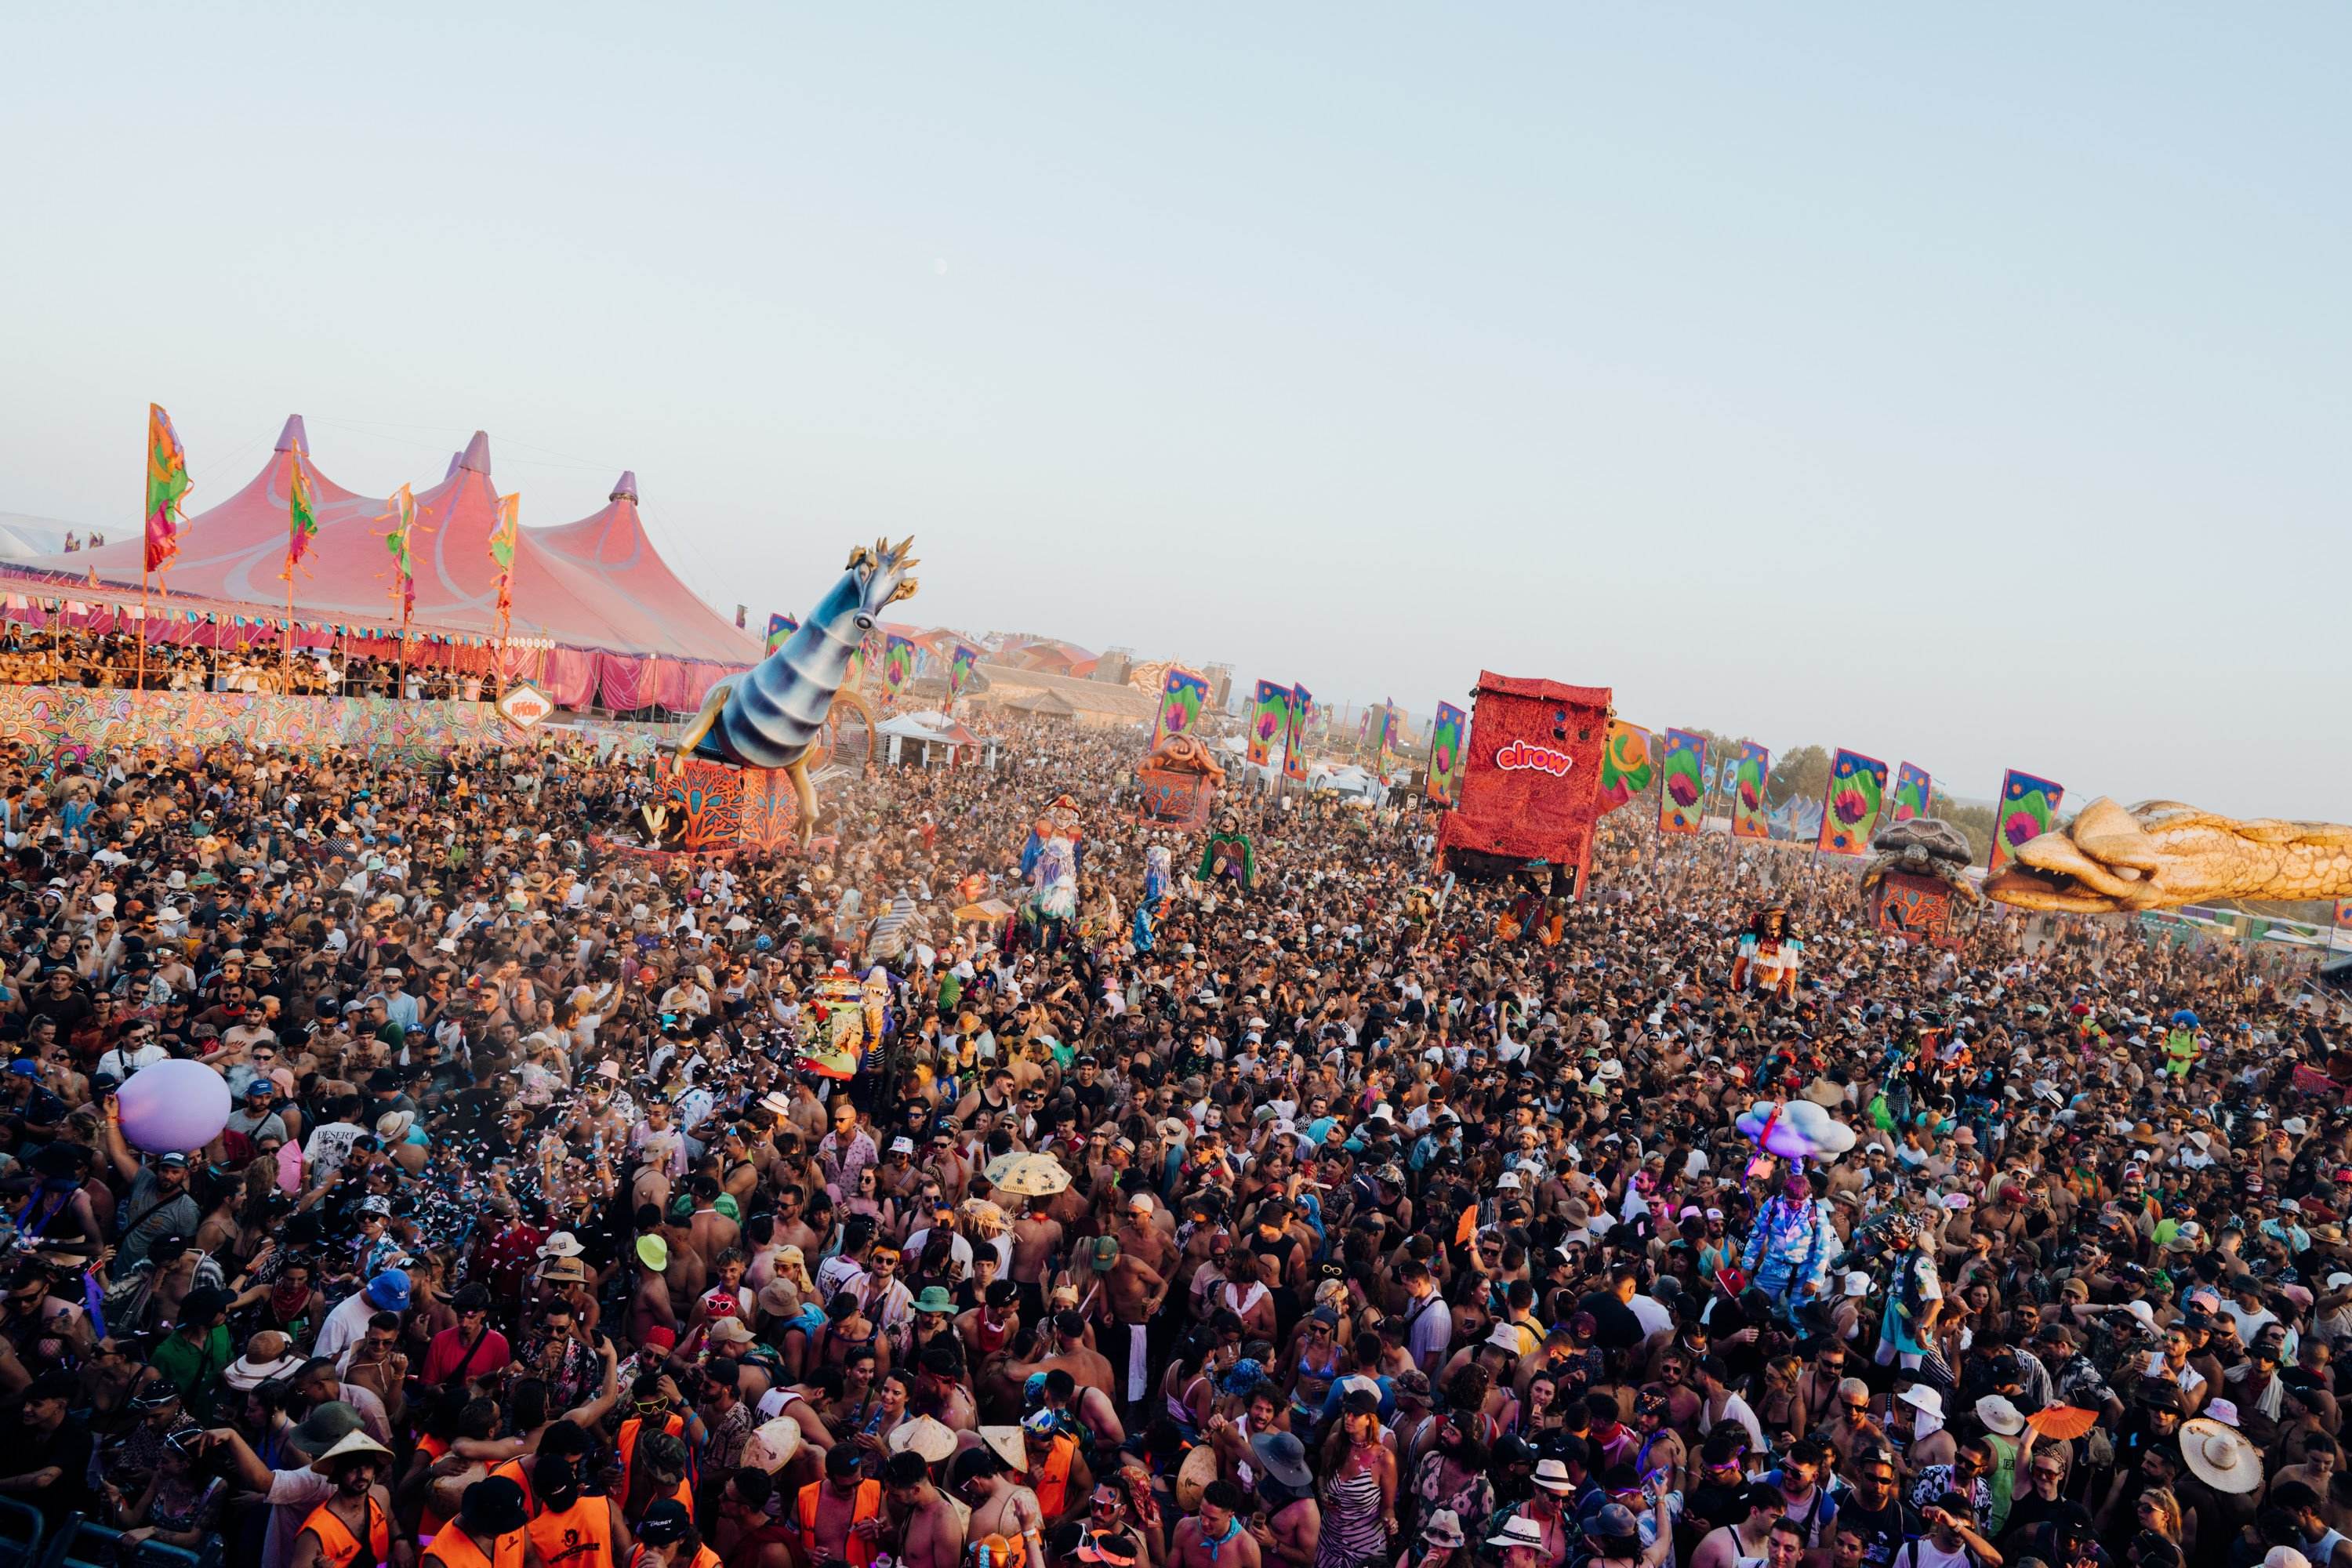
[1860,816,1982,903]
[672,537,917,844]
[1986,798,2352,914]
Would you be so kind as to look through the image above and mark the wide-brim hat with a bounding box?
[887,1415,956,1463]
[2180,1419,2263,1494]
[311,1430,394,1470]
[1975,1395,2025,1436]
[981,1425,1028,1474]
[743,1417,803,1472]
[225,1351,303,1392]
[1490,1518,1549,1552]
[293,1402,364,1453]
[1250,1430,1313,1491]
[1897,1385,1942,1417]
[1174,1445,1221,1512]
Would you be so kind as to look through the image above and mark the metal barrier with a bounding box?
[0,1497,41,1568]
[33,1514,216,1568]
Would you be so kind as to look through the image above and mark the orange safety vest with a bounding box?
[798,1479,884,1568]
[423,1525,528,1568]
[616,1412,688,1505]
[419,1435,454,1538]
[302,1496,390,1568]
[489,1458,537,1516]
[528,1494,618,1568]
[1033,1436,1077,1522]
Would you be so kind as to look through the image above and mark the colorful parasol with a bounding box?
[989,1152,1073,1197]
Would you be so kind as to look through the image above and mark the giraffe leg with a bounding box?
[787,756,821,846]
[671,681,733,775]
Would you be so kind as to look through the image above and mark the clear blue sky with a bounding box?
[4,6,2347,816]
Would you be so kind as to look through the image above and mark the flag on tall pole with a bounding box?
[143,404,190,575]
[1726,742,1773,840]
[1890,762,1933,822]
[381,484,419,625]
[281,452,318,577]
[489,492,519,613]
[949,643,978,703]
[1151,667,1210,750]
[1989,770,2066,876]
[1659,729,1709,834]
[489,492,520,692]
[765,613,799,655]
[1247,681,1292,770]
[1817,749,1889,856]
[1283,683,1312,782]
[1426,700,1466,807]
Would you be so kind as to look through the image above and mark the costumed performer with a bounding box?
[1732,906,1803,998]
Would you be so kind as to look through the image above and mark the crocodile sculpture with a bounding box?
[673,537,918,844]
[1984,797,2352,913]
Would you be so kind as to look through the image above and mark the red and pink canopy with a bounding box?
[0,417,758,710]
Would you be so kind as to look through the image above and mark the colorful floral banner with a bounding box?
[1247,680,1292,769]
[764,613,798,655]
[1658,728,1709,835]
[1817,748,1888,856]
[1726,742,1773,840]
[1891,761,1932,823]
[1597,719,1655,815]
[882,633,916,695]
[949,642,979,702]
[1152,666,1210,750]
[1283,683,1311,782]
[2336,899,2352,927]
[1426,700,1466,807]
[1991,769,2065,875]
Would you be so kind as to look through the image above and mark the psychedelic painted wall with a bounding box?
[0,686,514,760]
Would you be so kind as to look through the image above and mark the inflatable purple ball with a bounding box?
[114,1059,232,1156]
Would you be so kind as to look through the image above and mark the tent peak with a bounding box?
[610,471,638,503]
[458,431,492,476]
[274,416,308,455]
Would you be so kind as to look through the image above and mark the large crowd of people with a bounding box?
[0,623,485,699]
[0,715,2341,1568]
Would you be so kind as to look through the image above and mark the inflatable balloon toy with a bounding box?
[1733,1099,1851,1323]
[1735,1098,1858,1160]
[669,537,915,845]
[114,1058,233,1155]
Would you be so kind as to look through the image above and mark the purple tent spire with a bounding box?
[458,430,492,475]
[274,415,308,454]
[611,471,639,503]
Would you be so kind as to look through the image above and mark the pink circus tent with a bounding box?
[0,416,758,711]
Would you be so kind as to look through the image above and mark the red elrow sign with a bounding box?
[1494,739,1573,776]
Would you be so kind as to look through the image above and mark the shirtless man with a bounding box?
[1040,1312,1116,1401]
[953,1446,1047,1568]
[1010,1203,1065,1319]
[1174,1481,1261,1568]
[1091,1241,1168,1411]
[885,1450,964,1568]
[1114,1195,1176,1279]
